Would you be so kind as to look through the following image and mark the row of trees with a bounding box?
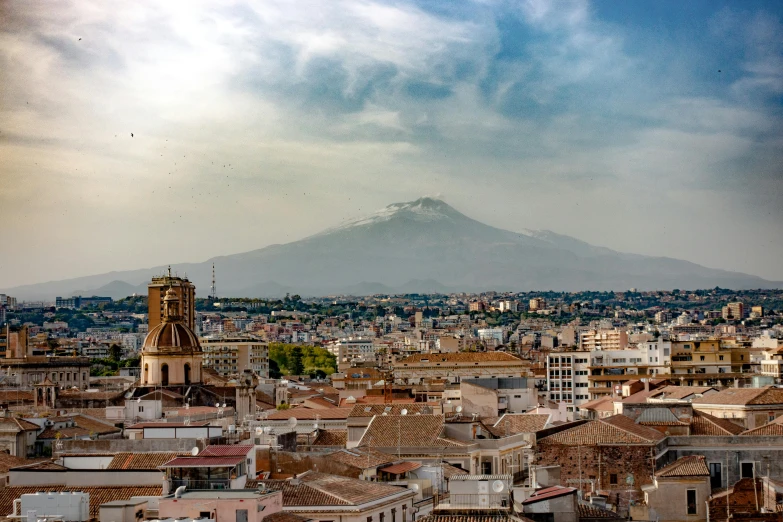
[268,343,336,378]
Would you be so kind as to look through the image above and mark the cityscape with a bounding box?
[2,1,783,522]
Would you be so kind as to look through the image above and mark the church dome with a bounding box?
[142,286,201,353]
[143,321,201,352]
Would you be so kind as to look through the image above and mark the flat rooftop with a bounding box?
[165,490,277,499]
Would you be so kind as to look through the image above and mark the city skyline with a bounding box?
[1,0,782,289]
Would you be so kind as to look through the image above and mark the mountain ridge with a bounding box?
[2,197,779,299]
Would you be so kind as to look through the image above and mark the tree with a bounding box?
[109,344,123,362]
[269,359,282,379]
[289,346,304,376]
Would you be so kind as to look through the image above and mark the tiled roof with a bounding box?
[522,485,577,504]
[261,471,412,507]
[200,444,254,456]
[38,426,91,440]
[538,415,664,445]
[578,502,624,519]
[654,386,717,401]
[656,456,710,477]
[0,417,40,432]
[441,463,469,479]
[691,411,744,435]
[348,404,435,418]
[266,408,352,420]
[0,485,163,519]
[312,430,347,447]
[693,386,783,406]
[417,516,524,522]
[303,397,339,409]
[359,415,466,448]
[579,395,615,411]
[396,352,524,364]
[107,452,181,470]
[380,461,421,475]
[71,414,121,435]
[0,390,35,403]
[0,454,47,474]
[262,512,311,522]
[326,448,394,469]
[12,461,68,470]
[485,413,550,437]
[740,415,783,436]
[126,422,210,428]
[636,408,689,426]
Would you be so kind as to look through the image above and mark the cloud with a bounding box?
[0,0,782,286]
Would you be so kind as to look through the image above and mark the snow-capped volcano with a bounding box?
[3,197,778,298]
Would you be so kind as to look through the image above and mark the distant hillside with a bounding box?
[3,197,779,299]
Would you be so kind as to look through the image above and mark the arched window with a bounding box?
[144,364,149,384]
[161,364,169,386]
[184,363,191,385]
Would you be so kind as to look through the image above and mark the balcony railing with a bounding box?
[170,478,231,490]
[440,494,510,509]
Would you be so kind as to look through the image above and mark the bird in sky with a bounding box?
[131,133,134,137]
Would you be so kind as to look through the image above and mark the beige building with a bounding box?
[639,456,711,522]
[393,352,530,385]
[148,267,196,331]
[200,335,269,377]
[691,386,783,429]
[141,288,203,387]
[579,329,628,351]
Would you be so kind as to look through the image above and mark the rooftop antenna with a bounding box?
[210,263,217,300]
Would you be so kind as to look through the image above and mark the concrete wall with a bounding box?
[10,469,164,487]
[60,438,207,454]
[160,492,282,522]
[644,476,711,522]
[460,381,498,418]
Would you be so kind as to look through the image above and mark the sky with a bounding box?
[1,0,782,289]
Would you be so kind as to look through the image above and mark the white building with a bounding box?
[546,350,591,411]
[325,338,375,364]
[200,335,269,377]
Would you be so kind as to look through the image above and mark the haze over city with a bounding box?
[1,0,782,290]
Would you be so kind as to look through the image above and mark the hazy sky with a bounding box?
[1,0,782,289]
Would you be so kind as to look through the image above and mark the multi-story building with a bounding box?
[722,302,746,320]
[669,339,752,387]
[580,329,628,351]
[529,297,546,311]
[393,352,529,385]
[546,350,591,409]
[148,268,196,331]
[200,334,269,377]
[326,337,375,366]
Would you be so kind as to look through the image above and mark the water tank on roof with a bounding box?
[20,492,89,522]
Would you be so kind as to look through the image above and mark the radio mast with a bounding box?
[210,263,217,300]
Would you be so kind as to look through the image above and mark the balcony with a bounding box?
[169,478,230,490]
[438,494,510,510]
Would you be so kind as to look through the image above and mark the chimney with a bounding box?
[644,379,649,392]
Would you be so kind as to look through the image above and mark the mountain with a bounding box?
[3,197,779,299]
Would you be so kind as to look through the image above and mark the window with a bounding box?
[687,490,697,515]
[770,412,776,422]
[392,509,396,522]
[380,513,385,522]
[609,474,618,485]
[700,356,705,361]
[138,406,144,412]
[741,462,754,479]
[719,355,724,361]
[709,462,722,490]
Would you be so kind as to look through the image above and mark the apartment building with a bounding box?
[545,350,591,410]
[580,329,628,351]
[669,340,751,387]
[326,337,375,365]
[393,352,529,384]
[200,335,269,377]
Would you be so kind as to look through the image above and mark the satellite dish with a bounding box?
[255,427,263,435]
[137,398,141,403]
[409,484,419,492]
[288,417,298,428]
[191,447,199,456]
[263,426,272,434]
[401,409,408,416]
[455,406,463,413]
[223,403,227,408]
[313,423,319,430]
[492,480,505,493]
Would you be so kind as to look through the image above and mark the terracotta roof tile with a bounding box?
[693,386,783,406]
[740,415,783,436]
[262,512,311,522]
[261,471,412,507]
[578,502,624,519]
[200,444,254,456]
[691,411,744,435]
[656,456,710,477]
[359,415,466,448]
[0,454,47,474]
[107,452,182,470]
[538,415,664,445]
[266,408,352,421]
[0,485,162,519]
[485,414,550,437]
[326,448,394,469]
[312,430,347,447]
[417,516,524,522]
[348,404,435,418]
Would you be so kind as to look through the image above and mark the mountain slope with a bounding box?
[3,198,779,298]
